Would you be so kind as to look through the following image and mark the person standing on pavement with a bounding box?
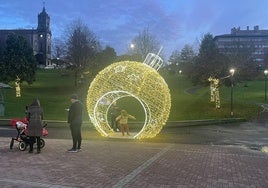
[110,101,120,132]
[116,109,136,136]
[26,98,44,154]
[67,94,83,153]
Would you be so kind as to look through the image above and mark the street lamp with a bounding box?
[264,70,268,101]
[129,43,135,56]
[230,68,235,116]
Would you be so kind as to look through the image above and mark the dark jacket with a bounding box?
[110,104,120,117]
[27,106,44,137]
[68,100,83,126]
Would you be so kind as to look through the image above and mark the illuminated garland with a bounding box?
[87,61,171,139]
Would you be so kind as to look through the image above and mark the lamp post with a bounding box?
[230,69,235,116]
[264,70,268,101]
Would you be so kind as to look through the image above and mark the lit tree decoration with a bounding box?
[208,77,220,108]
[15,76,21,97]
[87,49,171,139]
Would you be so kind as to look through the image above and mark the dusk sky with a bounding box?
[1,0,268,59]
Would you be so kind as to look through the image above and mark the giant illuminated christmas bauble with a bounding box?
[87,61,171,139]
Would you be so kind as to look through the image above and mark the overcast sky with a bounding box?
[1,0,268,59]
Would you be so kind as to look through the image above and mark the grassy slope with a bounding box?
[1,69,263,121]
[4,69,77,120]
[163,72,262,121]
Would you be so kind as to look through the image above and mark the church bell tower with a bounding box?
[36,4,51,66]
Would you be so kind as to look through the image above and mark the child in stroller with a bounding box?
[10,118,48,151]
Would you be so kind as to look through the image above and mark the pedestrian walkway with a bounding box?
[0,137,267,188]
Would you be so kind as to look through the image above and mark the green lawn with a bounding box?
[3,69,78,121]
[1,69,265,122]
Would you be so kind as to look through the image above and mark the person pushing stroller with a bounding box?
[10,117,48,151]
[26,98,44,153]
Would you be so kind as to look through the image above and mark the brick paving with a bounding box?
[0,136,268,188]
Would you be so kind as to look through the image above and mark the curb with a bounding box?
[0,118,245,128]
[166,118,245,127]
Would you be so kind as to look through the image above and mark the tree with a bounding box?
[191,33,228,85]
[64,19,101,86]
[52,37,66,60]
[169,44,196,76]
[131,27,161,60]
[50,37,68,67]
[94,46,117,74]
[180,45,196,76]
[1,33,37,84]
[0,45,4,81]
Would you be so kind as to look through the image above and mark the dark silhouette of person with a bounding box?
[110,101,120,131]
[67,94,83,153]
[26,98,44,153]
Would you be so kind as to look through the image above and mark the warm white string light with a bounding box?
[87,60,171,139]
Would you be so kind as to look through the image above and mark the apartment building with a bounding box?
[214,26,268,67]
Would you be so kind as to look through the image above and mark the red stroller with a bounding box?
[9,118,48,151]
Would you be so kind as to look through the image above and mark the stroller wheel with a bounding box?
[40,138,45,148]
[19,141,27,151]
[10,139,14,149]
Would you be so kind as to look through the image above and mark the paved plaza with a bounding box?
[1,111,268,187]
[0,135,268,188]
